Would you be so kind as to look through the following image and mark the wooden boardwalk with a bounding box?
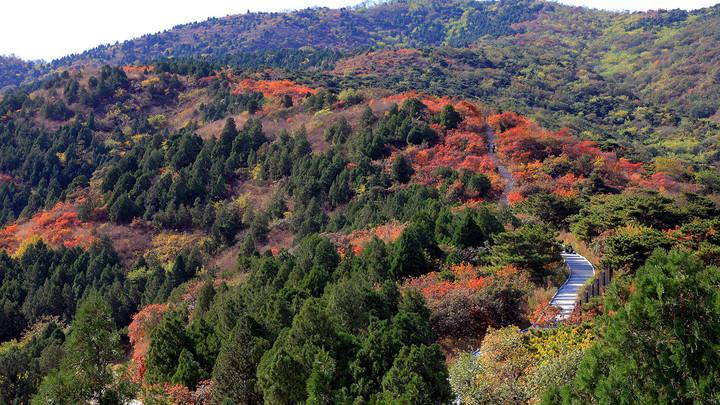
[550,253,595,319]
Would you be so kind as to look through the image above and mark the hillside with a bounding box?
[4,1,719,164]
[1,1,720,404]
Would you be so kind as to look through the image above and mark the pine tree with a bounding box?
[389,230,430,279]
[380,344,452,404]
[193,280,216,319]
[360,105,377,128]
[452,210,485,248]
[109,192,136,223]
[392,155,414,184]
[33,294,130,404]
[217,118,238,159]
[145,311,191,383]
[212,320,270,404]
[306,350,336,405]
[438,104,462,129]
[172,349,207,389]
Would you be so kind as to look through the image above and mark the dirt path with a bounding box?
[485,126,514,206]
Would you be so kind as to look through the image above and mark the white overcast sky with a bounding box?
[1,0,717,61]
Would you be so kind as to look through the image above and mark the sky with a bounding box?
[1,0,717,61]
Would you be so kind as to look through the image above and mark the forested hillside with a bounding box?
[4,1,719,165]
[1,0,719,404]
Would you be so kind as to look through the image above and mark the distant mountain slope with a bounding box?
[0,55,41,91]
[47,0,543,67]
[2,1,719,119]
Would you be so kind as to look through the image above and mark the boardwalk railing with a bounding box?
[576,266,614,306]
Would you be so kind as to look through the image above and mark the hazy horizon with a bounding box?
[1,0,718,61]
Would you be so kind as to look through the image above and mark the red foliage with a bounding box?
[0,173,14,183]
[396,100,505,198]
[638,172,698,195]
[333,49,427,77]
[232,79,317,101]
[530,297,561,327]
[403,263,488,302]
[488,112,650,198]
[0,201,96,253]
[552,173,586,198]
[122,65,155,74]
[342,221,406,256]
[403,264,531,339]
[128,304,168,382]
[507,191,526,205]
[164,384,193,405]
[381,91,454,114]
[565,301,603,325]
[487,111,529,133]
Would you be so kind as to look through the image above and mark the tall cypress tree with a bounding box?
[212,319,270,404]
[33,294,130,404]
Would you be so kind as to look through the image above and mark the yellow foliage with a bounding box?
[141,76,161,87]
[148,114,167,129]
[529,326,594,363]
[132,133,148,143]
[313,108,333,120]
[252,164,262,181]
[14,235,43,259]
[654,156,691,179]
[233,193,249,210]
[55,152,66,164]
[150,232,204,264]
[178,88,203,104]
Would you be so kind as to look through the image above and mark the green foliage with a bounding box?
[79,66,130,107]
[600,225,674,271]
[0,322,65,405]
[516,192,582,229]
[452,209,490,248]
[390,225,433,279]
[0,115,103,224]
[570,193,689,242]
[324,116,352,144]
[437,104,461,129]
[696,169,720,194]
[145,310,192,383]
[212,319,270,404]
[42,99,72,121]
[171,349,207,389]
[391,154,414,184]
[379,344,452,404]
[2,2,720,403]
[108,192,137,223]
[0,238,140,343]
[193,280,216,319]
[33,294,133,404]
[201,80,263,121]
[490,223,562,278]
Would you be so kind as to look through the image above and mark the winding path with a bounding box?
[550,253,595,319]
[484,126,594,320]
[485,127,514,206]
